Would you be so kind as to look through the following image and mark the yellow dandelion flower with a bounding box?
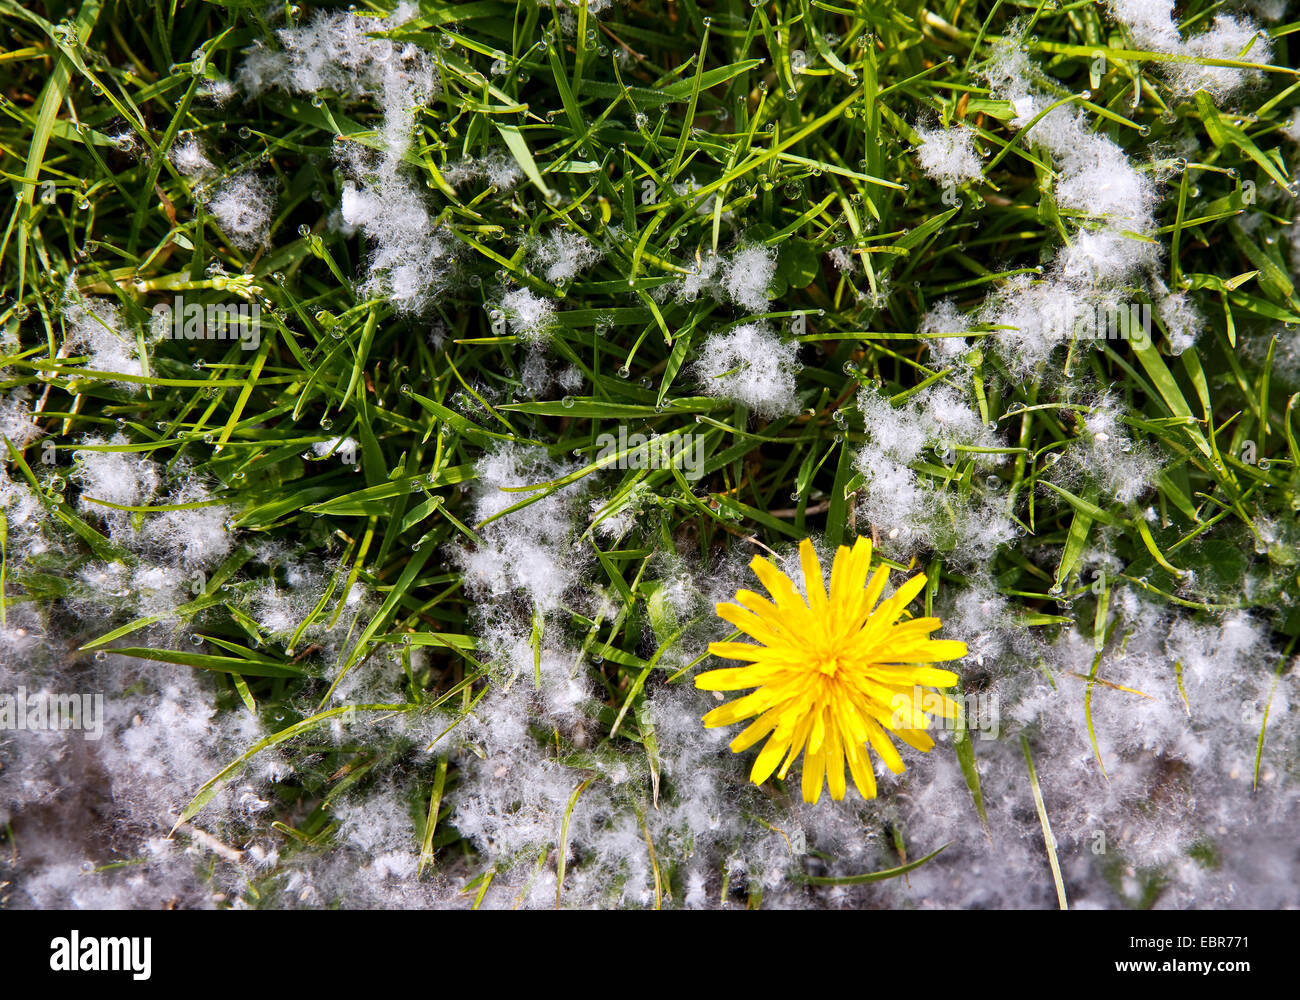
[695,536,967,803]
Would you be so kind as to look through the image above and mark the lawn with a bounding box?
[1,0,1297,909]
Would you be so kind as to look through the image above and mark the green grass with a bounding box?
[2,0,1298,908]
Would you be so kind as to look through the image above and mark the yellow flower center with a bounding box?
[814,649,846,677]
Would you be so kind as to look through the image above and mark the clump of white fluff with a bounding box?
[919,298,971,360]
[1051,394,1164,505]
[0,387,44,448]
[239,6,443,311]
[440,154,523,191]
[169,137,276,251]
[71,434,161,510]
[696,323,800,418]
[967,28,1171,372]
[66,432,233,570]
[499,287,557,343]
[662,244,776,313]
[854,384,1015,562]
[204,173,276,251]
[721,244,776,313]
[455,443,586,613]
[915,122,983,184]
[527,228,603,284]
[61,285,150,387]
[1105,1,1273,99]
